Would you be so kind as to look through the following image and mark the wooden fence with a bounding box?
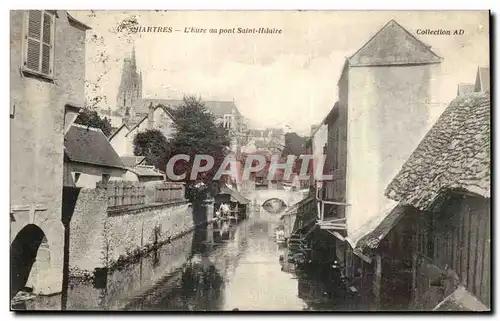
[99,181,186,207]
[154,182,185,203]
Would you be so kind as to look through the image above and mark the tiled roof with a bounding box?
[349,19,441,66]
[385,92,490,211]
[65,124,125,169]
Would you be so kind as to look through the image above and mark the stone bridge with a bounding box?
[244,188,307,217]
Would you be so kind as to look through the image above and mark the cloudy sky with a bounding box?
[71,10,489,135]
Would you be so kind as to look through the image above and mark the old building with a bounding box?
[383,91,491,311]
[316,19,444,290]
[63,124,127,188]
[108,103,176,159]
[10,10,90,296]
[102,46,247,154]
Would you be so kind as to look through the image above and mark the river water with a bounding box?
[16,213,348,311]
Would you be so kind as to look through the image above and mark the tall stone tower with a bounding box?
[116,45,142,119]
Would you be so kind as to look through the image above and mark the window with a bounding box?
[223,114,232,129]
[102,174,111,184]
[74,172,81,183]
[23,10,55,78]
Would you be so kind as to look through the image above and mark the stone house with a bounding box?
[64,124,127,188]
[10,10,90,296]
[316,20,444,279]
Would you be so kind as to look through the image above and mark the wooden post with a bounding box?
[411,253,417,309]
[373,253,382,310]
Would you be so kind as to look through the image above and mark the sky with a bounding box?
[71,10,489,135]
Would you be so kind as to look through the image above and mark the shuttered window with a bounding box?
[23,10,55,78]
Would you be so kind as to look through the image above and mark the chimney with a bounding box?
[310,124,319,136]
[148,102,155,129]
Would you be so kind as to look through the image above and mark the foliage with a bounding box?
[74,108,113,137]
[133,129,170,170]
[167,95,231,201]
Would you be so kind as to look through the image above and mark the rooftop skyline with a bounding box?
[71,10,489,135]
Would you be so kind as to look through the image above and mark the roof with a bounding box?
[457,83,475,97]
[218,185,249,204]
[134,98,240,118]
[127,166,164,178]
[108,123,130,141]
[66,12,92,30]
[64,124,125,169]
[386,92,491,211]
[348,19,442,67]
[433,286,489,311]
[474,66,490,92]
[121,156,146,167]
[355,205,406,254]
[126,116,148,136]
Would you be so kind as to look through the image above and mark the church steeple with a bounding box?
[116,44,142,118]
[131,43,137,70]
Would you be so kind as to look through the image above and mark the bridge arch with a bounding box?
[261,198,288,214]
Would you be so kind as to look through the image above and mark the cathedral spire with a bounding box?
[131,43,137,70]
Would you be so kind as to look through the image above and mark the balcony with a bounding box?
[315,194,348,231]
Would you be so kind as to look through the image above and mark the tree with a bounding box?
[133,129,170,170]
[168,96,231,201]
[74,108,113,137]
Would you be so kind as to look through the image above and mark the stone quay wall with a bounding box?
[66,183,212,278]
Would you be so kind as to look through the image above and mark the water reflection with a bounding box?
[19,212,352,311]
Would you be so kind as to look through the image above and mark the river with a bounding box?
[15,213,348,311]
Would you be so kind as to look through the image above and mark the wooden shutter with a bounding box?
[24,10,54,77]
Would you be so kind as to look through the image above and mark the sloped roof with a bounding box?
[355,205,406,254]
[125,115,148,136]
[134,98,240,118]
[385,92,490,211]
[218,185,249,204]
[127,166,164,178]
[457,83,475,97]
[474,66,490,92]
[349,19,442,67]
[433,286,489,311]
[121,156,146,167]
[65,124,125,169]
[108,123,130,141]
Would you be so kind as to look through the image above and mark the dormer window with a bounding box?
[22,10,55,79]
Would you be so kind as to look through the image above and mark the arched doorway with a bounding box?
[10,224,50,299]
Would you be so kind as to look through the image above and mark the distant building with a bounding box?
[242,128,286,154]
[10,10,90,296]
[64,124,127,188]
[102,46,246,154]
[474,66,490,92]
